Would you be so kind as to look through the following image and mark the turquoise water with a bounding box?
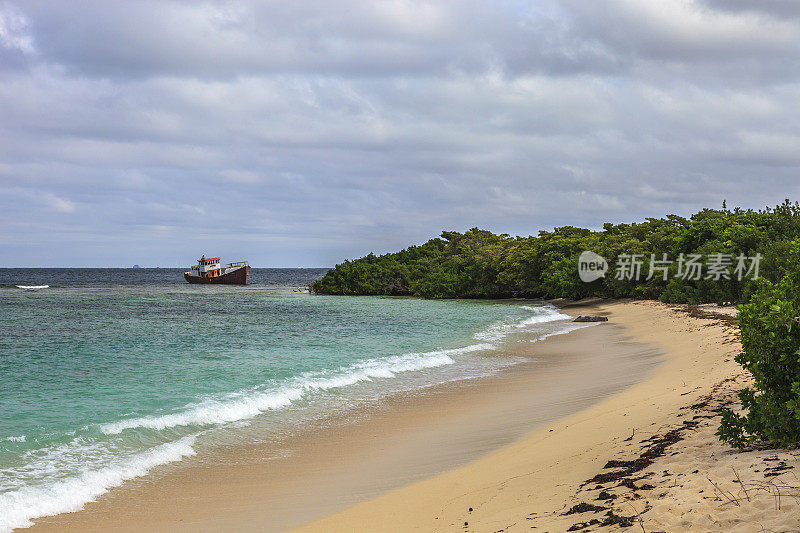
[0,269,578,531]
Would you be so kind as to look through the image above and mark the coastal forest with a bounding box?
[314,200,800,448]
[312,200,800,304]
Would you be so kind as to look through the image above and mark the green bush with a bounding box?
[313,201,800,303]
[718,240,800,448]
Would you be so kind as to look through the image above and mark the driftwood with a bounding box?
[573,316,609,322]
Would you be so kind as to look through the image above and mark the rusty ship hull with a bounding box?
[184,265,250,285]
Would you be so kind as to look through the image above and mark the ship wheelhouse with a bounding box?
[191,256,222,278]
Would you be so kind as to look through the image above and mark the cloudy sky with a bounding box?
[1,1,799,267]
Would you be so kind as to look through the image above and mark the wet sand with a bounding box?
[296,301,800,533]
[29,301,664,532]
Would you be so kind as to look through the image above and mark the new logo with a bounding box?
[578,251,608,282]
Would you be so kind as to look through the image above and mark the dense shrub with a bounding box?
[313,200,800,304]
[718,240,800,448]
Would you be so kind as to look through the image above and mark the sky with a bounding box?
[1,1,799,267]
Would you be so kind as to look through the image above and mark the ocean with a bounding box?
[0,268,581,531]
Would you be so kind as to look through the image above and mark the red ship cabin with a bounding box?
[193,256,222,278]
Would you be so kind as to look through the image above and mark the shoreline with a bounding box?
[31,299,795,532]
[27,300,665,532]
[294,300,800,532]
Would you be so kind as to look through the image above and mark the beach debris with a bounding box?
[586,420,700,486]
[566,509,637,530]
[573,315,609,322]
[554,307,800,533]
[600,510,635,527]
[563,502,607,515]
[763,462,794,477]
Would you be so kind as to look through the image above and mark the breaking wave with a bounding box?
[0,301,577,532]
[100,343,494,435]
[0,436,196,533]
[474,304,571,342]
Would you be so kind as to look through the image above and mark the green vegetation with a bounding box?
[718,240,800,448]
[313,200,800,303]
[315,199,800,449]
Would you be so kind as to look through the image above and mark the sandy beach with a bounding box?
[7,2,799,530]
[299,301,800,533]
[27,300,800,532]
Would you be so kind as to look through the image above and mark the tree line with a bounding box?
[313,200,800,304]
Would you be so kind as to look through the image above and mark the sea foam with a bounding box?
[0,435,196,533]
[99,343,494,435]
[473,304,571,341]
[2,302,573,531]
[101,307,568,435]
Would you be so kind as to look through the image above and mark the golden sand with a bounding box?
[29,301,800,532]
[297,301,800,532]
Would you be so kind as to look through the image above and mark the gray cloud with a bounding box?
[0,0,799,267]
[699,1,800,19]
